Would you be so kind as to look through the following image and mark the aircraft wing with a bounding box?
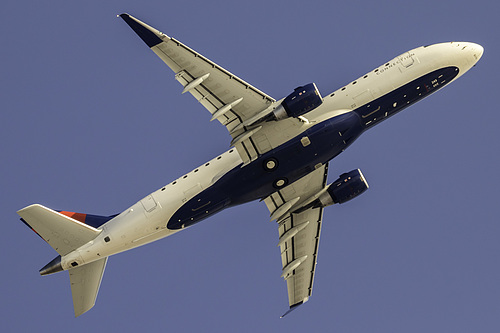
[119,14,276,156]
[263,164,329,317]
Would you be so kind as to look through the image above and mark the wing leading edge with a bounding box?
[264,164,329,317]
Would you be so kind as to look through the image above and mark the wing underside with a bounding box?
[264,164,329,316]
[119,14,277,164]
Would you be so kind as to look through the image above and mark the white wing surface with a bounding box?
[119,14,281,164]
[119,14,275,153]
[264,164,329,316]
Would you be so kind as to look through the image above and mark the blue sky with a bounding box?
[2,1,499,332]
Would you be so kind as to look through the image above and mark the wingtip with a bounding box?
[280,299,307,318]
[118,13,165,48]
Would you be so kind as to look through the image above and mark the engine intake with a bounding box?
[316,169,369,207]
[273,83,323,120]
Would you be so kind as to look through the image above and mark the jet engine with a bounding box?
[315,169,369,207]
[272,83,323,120]
[237,83,323,129]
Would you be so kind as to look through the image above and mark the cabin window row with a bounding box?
[162,149,235,189]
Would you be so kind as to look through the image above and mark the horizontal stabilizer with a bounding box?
[17,204,102,256]
[70,257,108,317]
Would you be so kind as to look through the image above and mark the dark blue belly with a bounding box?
[167,111,363,229]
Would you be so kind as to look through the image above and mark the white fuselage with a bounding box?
[59,42,483,271]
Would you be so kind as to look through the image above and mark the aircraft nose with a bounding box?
[461,42,484,66]
[468,42,484,62]
[450,42,484,74]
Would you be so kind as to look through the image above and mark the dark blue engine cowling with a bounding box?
[327,169,369,204]
[282,83,323,118]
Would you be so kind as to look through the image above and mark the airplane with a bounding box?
[18,13,484,317]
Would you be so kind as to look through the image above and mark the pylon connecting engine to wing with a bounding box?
[315,169,369,207]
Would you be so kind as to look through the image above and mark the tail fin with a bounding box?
[17,204,102,256]
[70,257,108,317]
[18,204,111,317]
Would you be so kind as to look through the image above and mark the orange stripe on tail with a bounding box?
[59,211,87,224]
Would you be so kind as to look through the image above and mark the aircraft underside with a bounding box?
[17,13,483,317]
[168,65,460,229]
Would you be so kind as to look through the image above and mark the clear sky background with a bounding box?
[2,1,499,332]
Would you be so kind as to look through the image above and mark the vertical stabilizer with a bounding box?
[69,257,108,317]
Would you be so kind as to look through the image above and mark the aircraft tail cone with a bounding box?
[39,255,63,276]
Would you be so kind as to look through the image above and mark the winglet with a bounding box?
[280,299,307,318]
[118,13,166,48]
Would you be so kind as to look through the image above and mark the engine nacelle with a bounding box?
[317,169,369,207]
[273,83,323,120]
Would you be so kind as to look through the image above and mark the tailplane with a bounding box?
[18,204,103,256]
